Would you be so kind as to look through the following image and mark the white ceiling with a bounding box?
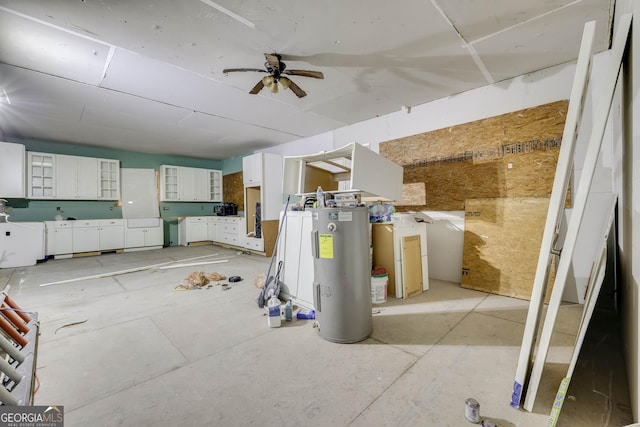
[0,0,614,160]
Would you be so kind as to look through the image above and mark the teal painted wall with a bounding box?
[5,138,248,245]
[222,154,244,175]
[19,139,224,169]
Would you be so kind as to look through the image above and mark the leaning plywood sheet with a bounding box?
[461,198,552,300]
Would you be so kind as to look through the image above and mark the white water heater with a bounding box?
[311,206,372,343]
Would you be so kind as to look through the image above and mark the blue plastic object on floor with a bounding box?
[296,309,315,320]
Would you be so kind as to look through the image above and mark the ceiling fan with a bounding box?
[223,53,324,98]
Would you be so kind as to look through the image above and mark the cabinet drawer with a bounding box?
[222,234,239,245]
[73,220,100,228]
[99,219,124,227]
[222,224,238,233]
[186,216,207,224]
[52,221,73,229]
[244,238,264,251]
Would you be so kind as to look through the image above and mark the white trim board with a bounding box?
[522,13,632,412]
[547,196,616,426]
[510,20,597,409]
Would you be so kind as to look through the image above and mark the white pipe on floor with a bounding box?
[39,254,222,287]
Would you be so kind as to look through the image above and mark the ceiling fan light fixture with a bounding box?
[225,53,322,98]
[279,76,291,90]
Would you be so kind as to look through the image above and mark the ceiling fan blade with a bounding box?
[284,70,324,79]
[223,68,266,74]
[249,80,265,94]
[264,53,280,69]
[286,79,307,98]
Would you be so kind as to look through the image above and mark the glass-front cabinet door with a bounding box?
[161,165,179,201]
[209,170,223,202]
[28,152,56,199]
[99,159,120,200]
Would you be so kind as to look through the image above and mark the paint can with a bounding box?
[465,398,480,424]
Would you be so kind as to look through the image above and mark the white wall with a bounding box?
[423,211,465,283]
[269,52,615,294]
[331,62,579,153]
[260,9,638,419]
[615,0,639,420]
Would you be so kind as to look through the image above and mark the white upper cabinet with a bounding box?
[27,152,120,200]
[56,154,99,200]
[98,159,120,200]
[282,142,403,201]
[0,142,26,198]
[242,153,263,185]
[27,152,56,199]
[160,165,222,202]
[209,170,222,202]
[160,165,179,201]
[242,152,283,225]
[180,167,209,202]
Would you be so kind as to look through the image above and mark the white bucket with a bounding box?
[371,274,388,304]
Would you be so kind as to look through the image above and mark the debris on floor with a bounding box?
[206,272,226,281]
[54,319,88,335]
[174,271,227,291]
[254,272,266,289]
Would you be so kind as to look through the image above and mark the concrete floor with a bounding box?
[0,245,632,426]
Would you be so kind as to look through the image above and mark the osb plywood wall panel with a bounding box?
[223,172,244,211]
[380,100,570,211]
[461,198,555,301]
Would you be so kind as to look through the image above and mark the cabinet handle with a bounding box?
[314,282,321,312]
[311,230,319,259]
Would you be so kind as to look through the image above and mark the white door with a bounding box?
[161,166,179,201]
[99,220,124,250]
[76,156,98,199]
[55,155,77,199]
[72,221,100,253]
[193,168,210,201]
[209,170,223,202]
[179,167,196,201]
[124,228,146,248]
[242,153,262,185]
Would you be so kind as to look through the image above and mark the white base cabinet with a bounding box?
[0,222,45,268]
[45,221,73,257]
[71,220,101,253]
[45,218,160,258]
[99,219,125,250]
[276,211,314,309]
[178,216,249,249]
[372,221,429,299]
[124,219,163,251]
[178,216,208,246]
[218,217,240,246]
